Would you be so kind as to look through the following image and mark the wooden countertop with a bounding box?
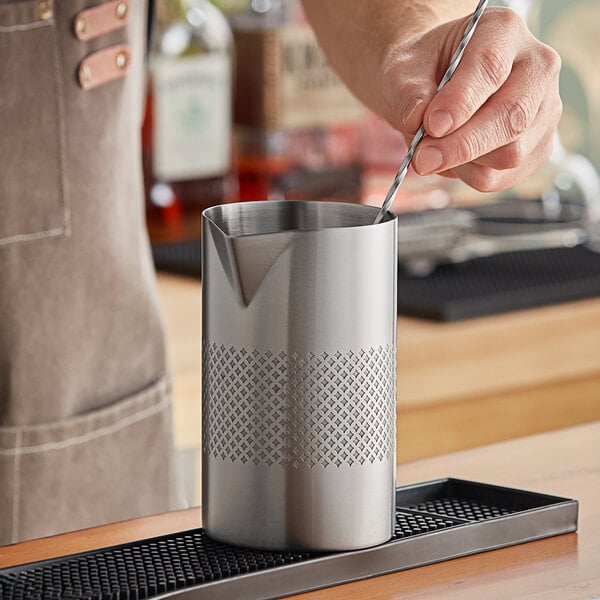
[1,422,598,598]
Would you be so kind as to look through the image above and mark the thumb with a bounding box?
[380,56,437,136]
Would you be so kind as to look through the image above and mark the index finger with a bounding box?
[424,8,529,138]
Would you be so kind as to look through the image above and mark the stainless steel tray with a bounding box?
[0,478,578,600]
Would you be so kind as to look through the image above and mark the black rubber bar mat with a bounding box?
[0,478,577,600]
[151,240,202,279]
[153,243,600,322]
[398,246,600,321]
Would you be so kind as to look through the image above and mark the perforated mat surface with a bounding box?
[0,510,457,600]
[397,246,600,321]
[0,478,577,600]
[151,240,202,279]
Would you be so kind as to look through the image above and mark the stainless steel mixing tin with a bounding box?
[201,200,397,551]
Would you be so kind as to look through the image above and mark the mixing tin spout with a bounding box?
[205,217,296,307]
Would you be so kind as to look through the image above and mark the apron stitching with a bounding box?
[0,395,170,456]
[0,375,169,433]
[0,17,69,246]
[0,227,65,247]
[51,4,70,235]
[11,430,22,543]
[0,21,52,33]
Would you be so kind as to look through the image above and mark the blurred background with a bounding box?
[143,0,600,507]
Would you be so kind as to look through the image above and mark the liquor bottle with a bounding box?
[228,0,365,203]
[143,0,236,243]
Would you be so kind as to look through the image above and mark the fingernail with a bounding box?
[402,97,424,129]
[415,146,444,174]
[428,110,453,137]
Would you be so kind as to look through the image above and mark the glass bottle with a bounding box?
[143,0,237,243]
[228,0,365,203]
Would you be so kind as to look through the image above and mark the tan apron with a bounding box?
[0,0,181,544]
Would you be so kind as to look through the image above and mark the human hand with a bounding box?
[380,7,562,192]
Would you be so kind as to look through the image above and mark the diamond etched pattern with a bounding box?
[202,342,396,469]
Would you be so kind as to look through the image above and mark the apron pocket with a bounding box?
[0,0,69,248]
[0,376,180,544]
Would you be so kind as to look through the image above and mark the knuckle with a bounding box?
[379,74,426,133]
[490,6,521,28]
[485,7,526,35]
[479,46,510,89]
[470,167,502,193]
[398,83,425,128]
[379,43,434,134]
[539,44,562,78]
[455,134,481,165]
[505,98,533,138]
[500,142,524,170]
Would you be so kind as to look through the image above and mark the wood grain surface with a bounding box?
[291,422,600,599]
[1,423,598,599]
[396,371,600,461]
[396,297,600,407]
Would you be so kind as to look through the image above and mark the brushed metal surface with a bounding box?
[203,458,396,551]
[202,201,397,551]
